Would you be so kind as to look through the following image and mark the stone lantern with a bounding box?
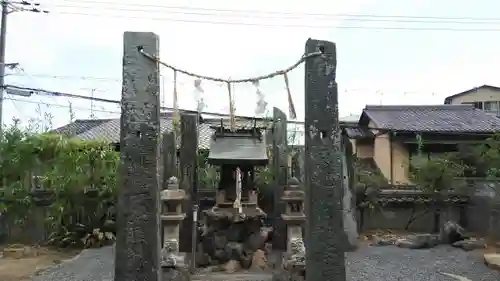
[281,177,306,275]
[160,176,187,268]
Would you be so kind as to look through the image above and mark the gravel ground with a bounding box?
[29,245,500,281]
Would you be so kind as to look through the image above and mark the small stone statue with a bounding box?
[168,176,179,190]
[161,239,184,268]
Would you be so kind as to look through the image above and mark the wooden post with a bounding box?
[162,131,178,189]
[178,113,198,253]
[304,39,346,281]
[272,107,288,251]
[115,32,161,281]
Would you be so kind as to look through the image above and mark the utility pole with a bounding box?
[0,1,9,135]
[0,0,48,135]
[90,88,96,119]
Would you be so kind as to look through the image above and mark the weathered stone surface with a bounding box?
[440,220,468,244]
[179,113,198,253]
[251,249,268,271]
[162,131,177,189]
[369,236,395,247]
[304,39,345,281]
[115,31,161,281]
[452,238,486,251]
[484,253,500,271]
[197,206,270,271]
[342,151,358,250]
[220,260,241,273]
[161,239,185,268]
[395,234,440,249]
[272,107,288,252]
[162,267,191,281]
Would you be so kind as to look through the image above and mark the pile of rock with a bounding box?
[370,220,486,251]
[195,206,272,273]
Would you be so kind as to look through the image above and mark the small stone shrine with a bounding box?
[280,177,306,279]
[195,122,272,272]
[160,177,188,269]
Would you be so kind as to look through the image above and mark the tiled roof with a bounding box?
[52,115,271,150]
[208,135,268,165]
[73,118,213,149]
[362,105,500,133]
[344,127,374,138]
[376,189,469,204]
[202,118,272,129]
[50,119,113,137]
[341,121,374,139]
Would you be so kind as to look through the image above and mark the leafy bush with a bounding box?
[410,155,465,193]
[0,123,119,248]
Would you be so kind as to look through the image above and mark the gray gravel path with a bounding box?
[29,245,500,281]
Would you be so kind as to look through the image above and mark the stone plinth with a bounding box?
[196,205,271,272]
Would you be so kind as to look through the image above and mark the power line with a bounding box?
[5,84,120,103]
[4,96,120,114]
[11,65,67,106]
[49,2,500,25]
[41,2,500,31]
[0,0,49,135]
[48,10,500,31]
[6,72,121,81]
[6,93,24,116]
[4,84,309,123]
[53,0,500,21]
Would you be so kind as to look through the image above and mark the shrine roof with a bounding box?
[207,132,268,165]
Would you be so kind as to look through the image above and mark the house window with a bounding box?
[462,102,483,109]
[483,101,499,114]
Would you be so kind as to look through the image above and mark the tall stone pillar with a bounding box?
[115,31,161,281]
[304,39,346,281]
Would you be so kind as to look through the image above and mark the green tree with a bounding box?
[409,148,466,231]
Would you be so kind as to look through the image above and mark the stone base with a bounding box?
[484,253,500,271]
[193,273,273,281]
[161,252,186,268]
[196,206,271,271]
[162,266,191,281]
[272,269,305,281]
[272,250,305,281]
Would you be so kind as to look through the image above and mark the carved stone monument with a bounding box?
[304,39,346,281]
[115,31,161,281]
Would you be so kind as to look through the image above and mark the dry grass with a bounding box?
[0,245,80,281]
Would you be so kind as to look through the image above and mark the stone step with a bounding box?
[484,253,500,271]
[192,273,273,281]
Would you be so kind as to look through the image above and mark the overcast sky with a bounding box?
[3,0,500,132]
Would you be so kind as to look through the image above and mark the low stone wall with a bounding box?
[359,205,462,233]
[465,179,500,239]
[358,189,468,233]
